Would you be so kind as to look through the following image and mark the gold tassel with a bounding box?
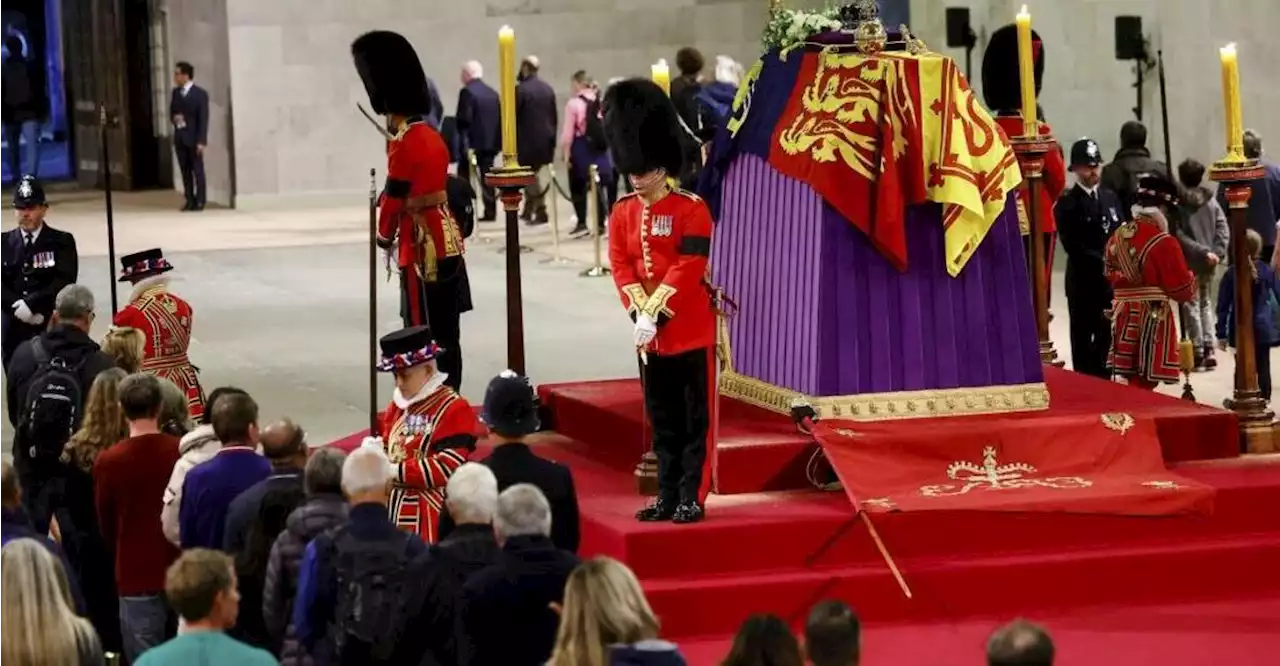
[1178,338,1196,373]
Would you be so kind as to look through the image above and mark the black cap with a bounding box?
[376,325,439,372]
[1134,174,1181,209]
[118,248,174,281]
[351,31,432,117]
[1069,138,1102,168]
[481,370,539,437]
[12,175,46,209]
[981,24,1045,114]
[603,78,685,177]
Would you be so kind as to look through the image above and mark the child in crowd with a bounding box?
[1216,229,1280,403]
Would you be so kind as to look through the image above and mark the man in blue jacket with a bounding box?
[456,60,500,221]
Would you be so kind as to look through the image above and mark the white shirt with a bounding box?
[1077,182,1099,200]
[181,80,194,97]
[21,224,42,245]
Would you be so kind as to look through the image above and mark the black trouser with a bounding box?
[459,149,497,219]
[15,454,58,535]
[400,268,466,392]
[641,347,711,504]
[1,311,43,372]
[569,170,616,232]
[174,142,206,207]
[1065,263,1112,379]
[1257,337,1272,402]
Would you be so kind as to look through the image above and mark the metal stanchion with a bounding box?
[541,164,569,264]
[472,150,497,244]
[580,164,611,278]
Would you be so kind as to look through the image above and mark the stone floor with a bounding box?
[0,187,1256,448]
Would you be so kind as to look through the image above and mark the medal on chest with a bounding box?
[389,412,434,463]
[651,214,674,237]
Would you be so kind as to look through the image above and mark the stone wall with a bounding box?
[910,0,1280,178]
[222,0,771,209]
[192,0,1279,207]
[162,0,233,206]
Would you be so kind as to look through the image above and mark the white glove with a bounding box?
[361,436,385,452]
[13,299,36,325]
[381,248,395,272]
[29,313,44,326]
[634,313,658,347]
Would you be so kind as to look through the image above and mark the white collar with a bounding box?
[1077,182,1099,197]
[393,371,449,409]
[19,224,42,242]
[129,274,171,302]
[181,80,194,94]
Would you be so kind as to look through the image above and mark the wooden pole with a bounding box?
[487,164,537,376]
[368,168,378,434]
[100,105,118,314]
[1012,136,1063,366]
[1210,163,1275,453]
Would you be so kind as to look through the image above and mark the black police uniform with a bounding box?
[1055,139,1126,379]
[1,177,79,370]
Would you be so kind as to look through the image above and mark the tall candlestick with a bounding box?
[498,25,517,161]
[1015,6,1037,138]
[651,59,670,96]
[1219,43,1243,160]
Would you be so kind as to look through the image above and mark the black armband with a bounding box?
[679,235,711,257]
[384,178,412,199]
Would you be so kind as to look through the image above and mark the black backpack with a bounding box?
[328,526,420,661]
[582,95,609,153]
[19,339,86,463]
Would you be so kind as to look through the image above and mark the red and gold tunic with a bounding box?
[608,187,717,355]
[113,277,205,420]
[378,118,465,283]
[994,116,1067,235]
[377,382,479,543]
[1105,215,1195,384]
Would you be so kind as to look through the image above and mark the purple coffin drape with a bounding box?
[712,154,1043,397]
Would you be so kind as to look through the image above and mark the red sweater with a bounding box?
[94,433,182,595]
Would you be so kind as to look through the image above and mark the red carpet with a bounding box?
[536,366,1239,494]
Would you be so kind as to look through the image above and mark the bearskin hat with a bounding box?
[602,78,684,177]
[981,24,1045,114]
[351,31,432,117]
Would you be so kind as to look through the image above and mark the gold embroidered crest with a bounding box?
[1100,412,1135,435]
[919,446,1091,496]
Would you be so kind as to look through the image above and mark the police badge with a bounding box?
[17,179,32,199]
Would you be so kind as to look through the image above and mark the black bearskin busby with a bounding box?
[351,31,432,117]
[981,24,1045,114]
[602,78,685,177]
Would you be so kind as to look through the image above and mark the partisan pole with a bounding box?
[100,105,118,314]
[1158,50,1196,400]
[368,168,379,433]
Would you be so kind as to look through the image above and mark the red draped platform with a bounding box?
[329,369,1279,663]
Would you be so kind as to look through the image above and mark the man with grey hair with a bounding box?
[5,283,114,533]
[986,619,1054,666]
[457,58,500,221]
[293,445,433,664]
[420,463,500,666]
[263,447,349,660]
[458,483,579,666]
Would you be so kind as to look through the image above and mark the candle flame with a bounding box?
[1019,4,1028,15]
[1221,42,1237,55]
[499,25,513,36]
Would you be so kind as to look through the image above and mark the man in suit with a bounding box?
[437,370,580,552]
[515,56,558,225]
[170,60,209,211]
[2,175,77,370]
[456,60,501,222]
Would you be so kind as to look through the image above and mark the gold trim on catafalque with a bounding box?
[719,370,1050,421]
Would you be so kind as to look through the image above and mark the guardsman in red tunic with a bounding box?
[352,31,471,391]
[605,79,717,524]
[983,25,1067,305]
[1106,175,1195,389]
[361,325,480,542]
[113,248,206,419]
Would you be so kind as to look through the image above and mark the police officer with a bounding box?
[1055,138,1125,379]
[1,175,78,370]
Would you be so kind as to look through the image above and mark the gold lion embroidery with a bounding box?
[919,446,1092,496]
[861,497,897,511]
[1141,480,1181,490]
[1101,413,1136,435]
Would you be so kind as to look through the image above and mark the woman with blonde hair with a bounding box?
[101,326,145,373]
[57,367,127,656]
[1,538,105,666]
[548,556,686,666]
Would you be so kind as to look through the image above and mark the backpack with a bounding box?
[19,339,86,463]
[328,526,420,661]
[581,95,608,153]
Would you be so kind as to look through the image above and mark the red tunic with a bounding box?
[113,280,205,421]
[994,115,1067,235]
[377,383,480,543]
[608,187,717,356]
[378,119,464,282]
[1105,215,1195,384]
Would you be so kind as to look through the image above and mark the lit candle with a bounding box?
[1219,43,1243,159]
[1015,6,1037,138]
[498,25,517,161]
[651,59,670,96]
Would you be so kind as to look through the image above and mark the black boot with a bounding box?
[636,498,677,522]
[672,501,704,524]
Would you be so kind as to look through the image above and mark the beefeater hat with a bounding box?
[1134,174,1181,209]
[981,24,1045,114]
[118,248,174,282]
[602,78,684,177]
[376,325,440,372]
[351,31,432,117]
